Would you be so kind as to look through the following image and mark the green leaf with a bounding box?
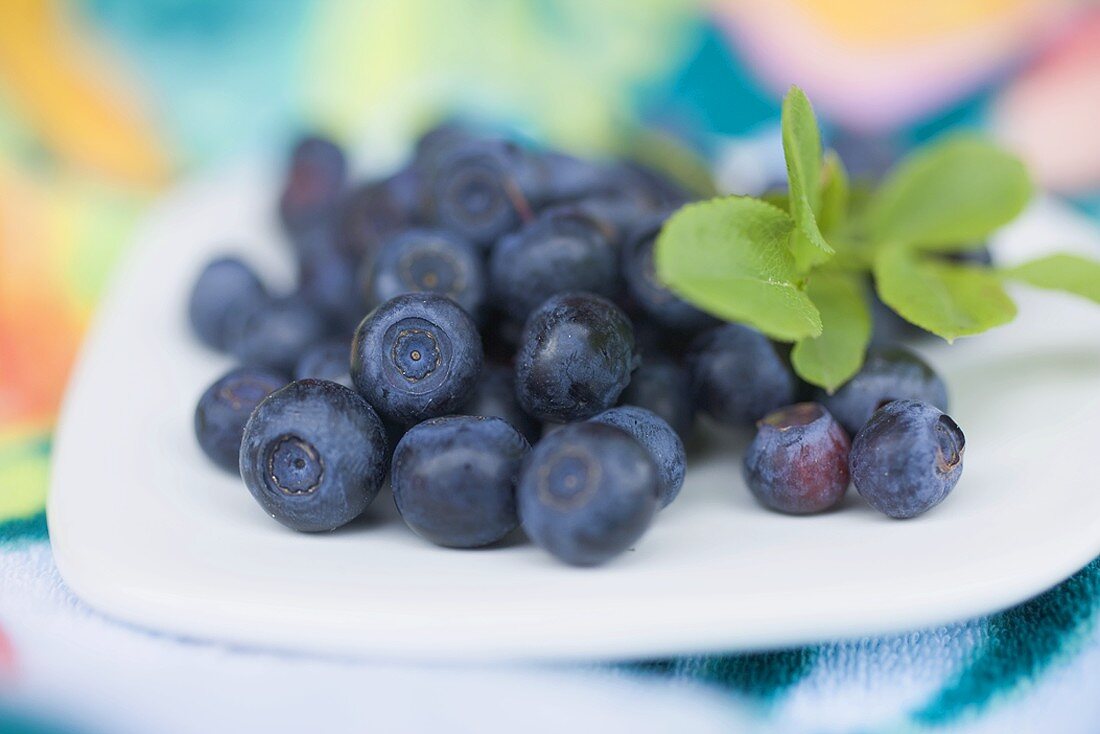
[873,246,1017,341]
[781,86,833,270]
[863,135,1032,250]
[791,271,871,392]
[818,150,849,236]
[655,197,822,340]
[1003,254,1100,304]
[759,189,789,212]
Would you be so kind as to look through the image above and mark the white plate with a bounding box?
[48,161,1100,662]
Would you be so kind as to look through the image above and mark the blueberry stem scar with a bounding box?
[267,434,324,496]
[537,445,601,510]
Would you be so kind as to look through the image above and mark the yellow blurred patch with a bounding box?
[304,0,695,155]
[788,0,1041,44]
[0,429,51,521]
[0,0,170,187]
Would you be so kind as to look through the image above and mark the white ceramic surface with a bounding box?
[48,161,1100,662]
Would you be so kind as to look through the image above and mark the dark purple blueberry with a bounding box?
[351,293,483,424]
[423,140,537,248]
[340,165,423,262]
[460,363,541,445]
[687,324,797,427]
[279,135,347,235]
[620,213,717,332]
[188,256,267,350]
[742,403,850,515]
[225,295,330,373]
[529,151,612,205]
[589,406,686,509]
[361,228,486,320]
[850,400,965,519]
[294,339,351,387]
[194,366,287,472]
[515,292,636,423]
[817,344,948,437]
[630,318,697,362]
[489,209,617,322]
[618,356,695,440]
[295,223,363,332]
[392,416,530,548]
[619,161,693,209]
[239,379,388,532]
[517,422,657,566]
[553,163,666,242]
[827,130,900,182]
[412,120,476,172]
[870,290,926,345]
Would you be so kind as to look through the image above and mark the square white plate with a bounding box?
[48,161,1100,662]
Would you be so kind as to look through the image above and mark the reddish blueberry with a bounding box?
[742,403,850,515]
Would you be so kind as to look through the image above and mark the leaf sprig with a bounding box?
[655,86,1100,392]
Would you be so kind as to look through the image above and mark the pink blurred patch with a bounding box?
[0,625,14,677]
[993,10,1100,192]
[711,0,1078,132]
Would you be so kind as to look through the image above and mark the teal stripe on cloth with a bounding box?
[914,558,1100,726]
[628,647,819,702]
[0,512,48,545]
[0,705,80,734]
[622,559,1100,727]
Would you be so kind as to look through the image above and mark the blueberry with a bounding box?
[515,292,636,423]
[490,209,618,322]
[535,160,688,233]
[341,165,423,262]
[620,213,717,332]
[849,400,965,519]
[424,140,535,248]
[460,363,542,445]
[194,366,287,472]
[361,228,486,320]
[294,339,352,387]
[188,257,267,350]
[392,416,530,548]
[619,161,692,209]
[554,163,666,240]
[351,293,483,424]
[295,224,363,332]
[618,356,695,440]
[827,130,900,182]
[225,295,330,372]
[589,406,685,509]
[412,120,476,173]
[817,344,948,436]
[279,135,347,235]
[530,151,613,205]
[517,422,657,566]
[870,290,926,345]
[239,379,388,532]
[630,318,696,362]
[742,403,850,515]
[687,324,797,426]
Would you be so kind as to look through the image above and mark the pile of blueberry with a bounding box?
[190,125,966,567]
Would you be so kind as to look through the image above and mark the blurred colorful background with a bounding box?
[2,0,1099,532]
[2,1,1100,730]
